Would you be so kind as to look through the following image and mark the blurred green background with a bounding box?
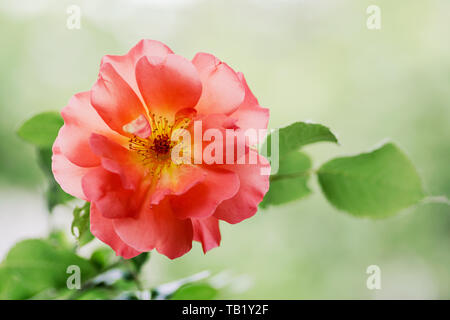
[0,0,449,299]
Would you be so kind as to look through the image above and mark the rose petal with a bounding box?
[59,91,121,167]
[192,216,221,253]
[122,115,151,139]
[195,113,249,165]
[113,199,193,259]
[214,150,270,224]
[89,133,141,190]
[230,73,269,144]
[51,137,91,200]
[170,168,239,219]
[101,39,173,96]
[91,62,147,136]
[135,54,202,116]
[150,164,206,205]
[90,203,142,259]
[82,167,136,219]
[192,52,245,115]
[89,133,129,161]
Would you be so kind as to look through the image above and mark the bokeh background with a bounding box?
[0,0,449,299]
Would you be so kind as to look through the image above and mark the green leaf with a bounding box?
[0,239,98,299]
[37,148,74,211]
[17,111,63,149]
[0,268,34,300]
[260,151,312,208]
[37,147,53,176]
[263,121,338,156]
[170,283,218,300]
[72,202,94,247]
[317,142,425,218]
[259,122,337,207]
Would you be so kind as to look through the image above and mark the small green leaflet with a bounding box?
[17,112,73,211]
[72,202,94,247]
[260,151,312,207]
[261,122,338,207]
[17,111,63,149]
[263,121,338,156]
[39,147,74,211]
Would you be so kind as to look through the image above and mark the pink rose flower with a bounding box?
[52,40,270,259]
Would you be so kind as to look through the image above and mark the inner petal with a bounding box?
[123,114,151,139]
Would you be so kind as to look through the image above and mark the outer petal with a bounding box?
[101,39,173,96]
[230,72,269,144]
[59,91,121,167]
[192,52,245,115]
[214,151,270,224]
[91,62,147,135]
[236,72,259,107]
[113,199,193,259]
[51,137,91,200]
[90,203,142,259]
[192,216,221,254]
[170,168,240,219]
[82,167,136,219]
[135,54,202,116]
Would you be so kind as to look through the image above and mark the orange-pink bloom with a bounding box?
[52,40,270,259]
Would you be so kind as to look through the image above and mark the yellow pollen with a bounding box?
[128,113,191,178]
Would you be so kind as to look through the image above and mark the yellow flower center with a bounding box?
[128,113,190,177]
